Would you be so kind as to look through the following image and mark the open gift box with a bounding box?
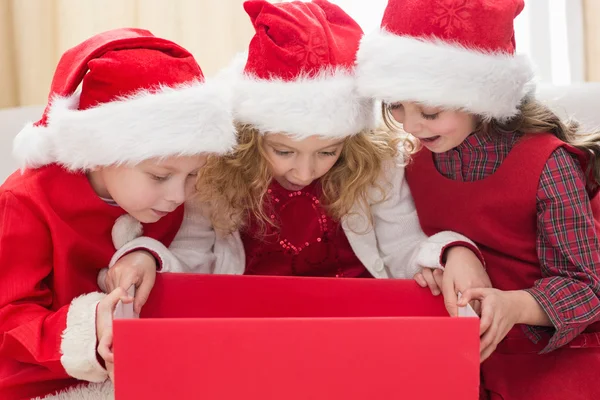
[113,274,480,399]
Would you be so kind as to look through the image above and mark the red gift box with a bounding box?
[113,274,479,399]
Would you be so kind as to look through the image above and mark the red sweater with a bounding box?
[0,165,183,400]
[242,180,371,278]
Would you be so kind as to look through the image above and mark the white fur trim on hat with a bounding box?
[231,60,374,139]
[13,79,236,170]
[356,30,536,121]
[60,292,108,383]
[36,381,114,400]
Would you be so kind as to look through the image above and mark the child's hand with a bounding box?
[414,247,491,316]
[102,251,157,314]
[458,288,523,362]
[96,288,133,382]
[441,246,491,317]
[414,268,443,296]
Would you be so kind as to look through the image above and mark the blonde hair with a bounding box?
[195,124,402,233]
[381,99,600,192]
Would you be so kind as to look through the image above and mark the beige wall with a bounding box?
[0,0,260,108]
[584,0,600,81]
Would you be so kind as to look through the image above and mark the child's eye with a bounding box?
[389,103,403,110]
[320,151,337,157]
[150,173,169,182]
[421,112,439,120]
[274,149,293,156]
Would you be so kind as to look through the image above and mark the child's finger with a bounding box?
[422,268,440,295]
[97,332,114,364]
[479,329,498,363]
[457,288,487,306]
[480,345,496,363]
[107,360,115,383]
[479,307,493,336]
[441,275,458,317]
[97,268,109,292]
[432,268,444,289]
[479,319,497,349]
[117,271,139,294]
[98,288,128,315]
[414,273,427,287]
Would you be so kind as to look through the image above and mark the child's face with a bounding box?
[390,102,476,153]
[89,155,207,223]
[262,134,345,191]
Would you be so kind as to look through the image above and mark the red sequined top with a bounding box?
[242,180,372,278]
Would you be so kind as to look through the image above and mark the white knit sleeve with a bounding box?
[109,201,217,273]
[372,158,479,279]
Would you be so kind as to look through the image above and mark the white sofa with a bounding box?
[1,83,599,184]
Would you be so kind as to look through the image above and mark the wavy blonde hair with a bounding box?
[195,124,402,233]
[382,99,600,192]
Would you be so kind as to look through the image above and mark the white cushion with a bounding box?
[0,105,44,183]
[536,83,600,131]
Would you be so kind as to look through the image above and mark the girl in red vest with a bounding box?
[355,0,600,399]
[0,29,236,400]
[100,0,490,316]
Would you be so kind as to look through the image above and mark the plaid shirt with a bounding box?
[434,131,600,352]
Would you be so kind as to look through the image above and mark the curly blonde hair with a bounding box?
[381,99,600,192]
[195,124,402,233]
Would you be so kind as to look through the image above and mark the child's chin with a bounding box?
[133,211,161,224]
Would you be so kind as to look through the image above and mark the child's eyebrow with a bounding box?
[317,140,345,151]
[147,165,179,173]
[266,141,297,151]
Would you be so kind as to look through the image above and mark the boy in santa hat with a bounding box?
[0,28,235,400]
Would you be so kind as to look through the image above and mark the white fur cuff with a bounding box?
[60,292,108,383]
[36,381,114,400]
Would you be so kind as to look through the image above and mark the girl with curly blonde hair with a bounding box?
[101,0,488,310]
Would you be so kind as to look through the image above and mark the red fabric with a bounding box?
[243,0,363,80]
[406,133,600,399]
[0,164,183,400]
[380,0,524,54]
[481,347,600,400]
[242,180,371,278]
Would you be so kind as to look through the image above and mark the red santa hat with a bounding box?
[229,0,374,139]
[13,28,236,171]
[356,0,535,121]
